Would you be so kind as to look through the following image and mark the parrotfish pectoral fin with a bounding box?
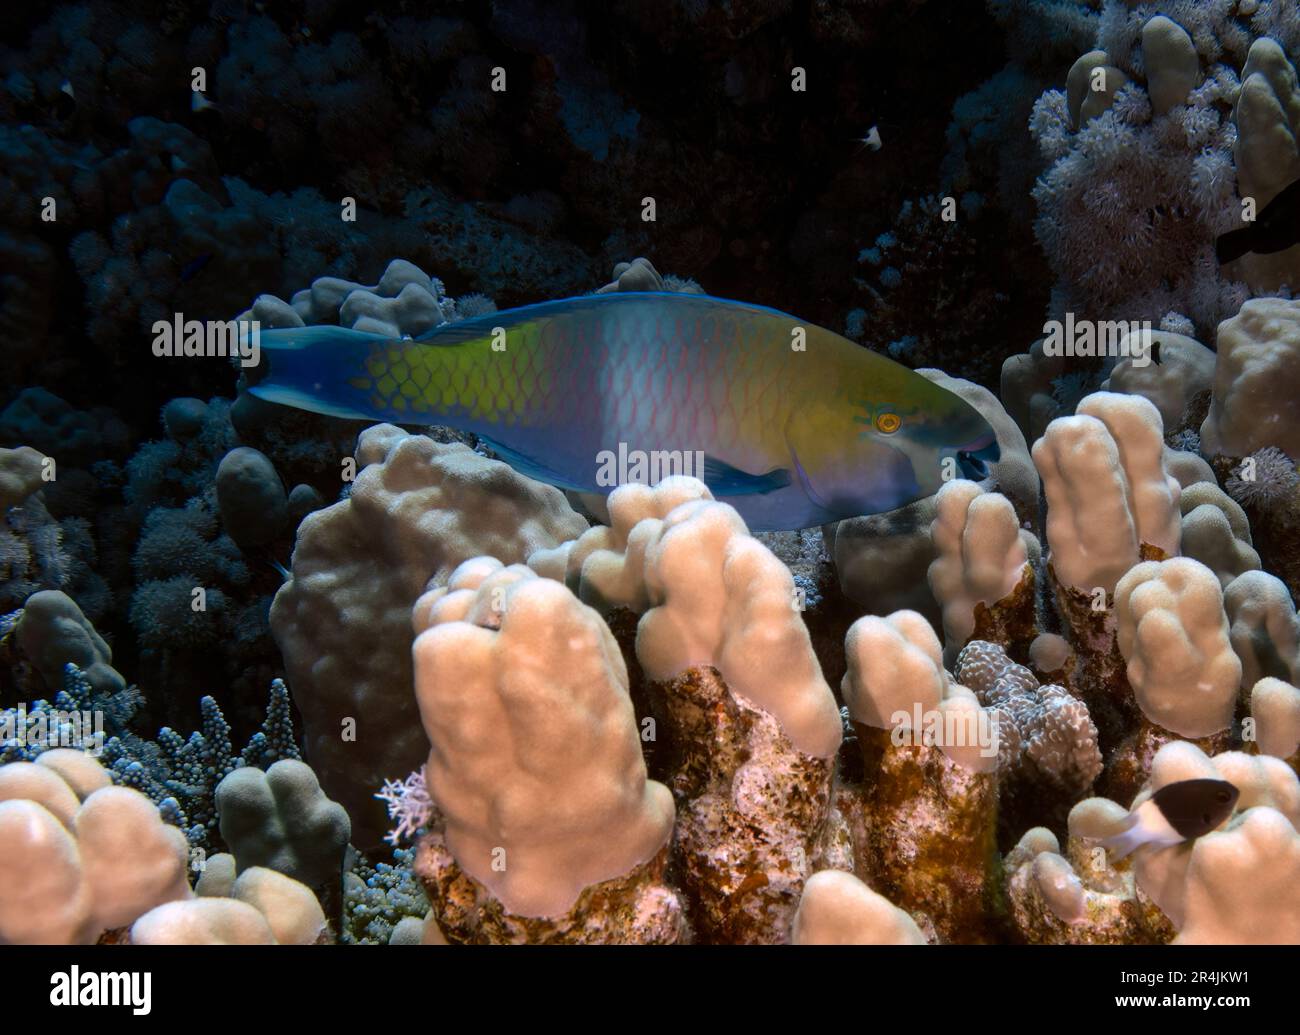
[476,435,591,492]
[701,455,793,495]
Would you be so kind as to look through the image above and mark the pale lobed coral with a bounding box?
[531,477,843,759]
[131,865,326,945]
[237,258,451,339]
[1178,479,1261,586]
[530,478,846,942]
[411,558,678,929]
[1033,392,1181,592]
[790,870,926,945]
[1005,798,1157,944]
[215,759,350,914]
[1010,738,1300,945]
[11,589,125,697]
[0,446,47,510]
[926,479,1034,664]
[1251,676,1300,761]
[1226,569,1300,688]
[1227,37,1300,292]
[1130,742,1300,943]
[268,423,586,849]
[1201,297,1300,459]
[1115,557,1241,737]
[0,751,190,944]
[843,610,998,773]
[1101,329,1216,430]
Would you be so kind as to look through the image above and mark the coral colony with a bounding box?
[4,0,1300,971]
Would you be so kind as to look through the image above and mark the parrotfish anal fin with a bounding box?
[702,455,792,496]
[246,383,376,421]
[476,435,591,492]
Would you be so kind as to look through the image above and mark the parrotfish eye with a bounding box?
[875,411,901,434]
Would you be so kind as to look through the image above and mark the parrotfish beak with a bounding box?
[956,434,1000,481]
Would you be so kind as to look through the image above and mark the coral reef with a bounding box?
[6,0,1300,955]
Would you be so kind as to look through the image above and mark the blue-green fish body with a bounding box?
[248,292,998,530]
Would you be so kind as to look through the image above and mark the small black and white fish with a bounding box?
[1101,778,1239,860]
[1216,176,1300,265]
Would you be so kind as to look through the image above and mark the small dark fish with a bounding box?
[1216,177,1300,265]
[1102,778,1239,860]
[179,253,214,282]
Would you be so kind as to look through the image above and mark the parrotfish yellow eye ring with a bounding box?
[875,411,901,434]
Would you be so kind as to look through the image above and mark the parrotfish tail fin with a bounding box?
[1099,814,1146,862]
[246,324,397,421]
[1216,224,1256,266]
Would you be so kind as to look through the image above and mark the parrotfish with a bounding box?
[247,291,999,530]
[1101,778,1239,861]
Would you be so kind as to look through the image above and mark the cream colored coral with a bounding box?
[1201,297,1300,458]
[1178,481,1260,587]
[1141,16,1200,116]
[927,479,1031,661]
[1226,570,1300,688]
[412,559,675,918]
[528,476,711,613]
[270,423,586,848]
[791,871,926,945]
[0,445,46,509]
[636,496,842,758]
[1102,331,1215,429]
[1251,677,1300,760]
[532,477,842,759]
[843,610,998,772]
[130,899,276,945]
[1176,808,1300,944]
[1115,558,1240,737]
[1033,392,1180,592]
[0,754,190,944]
